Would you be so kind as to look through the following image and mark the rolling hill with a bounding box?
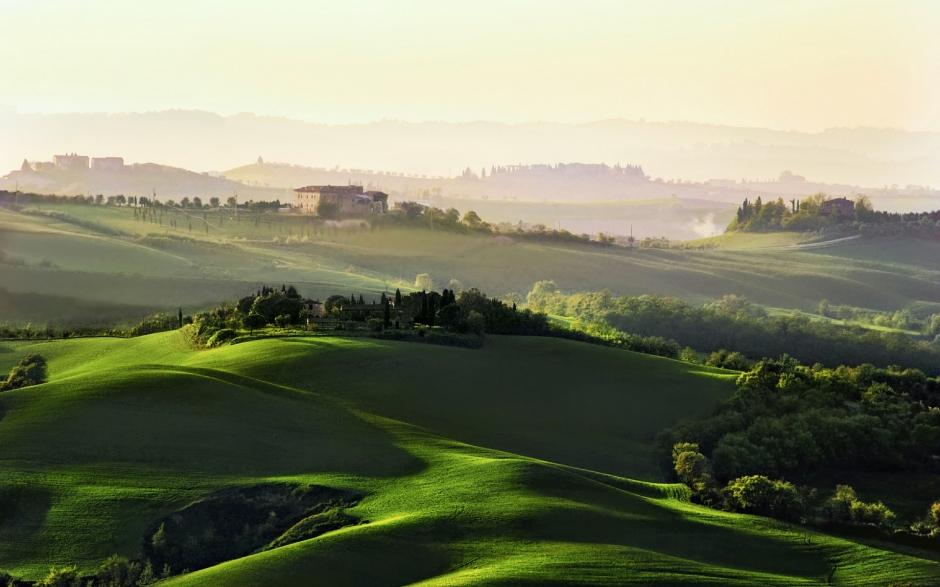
[1,332,938,585]
[2,203,940,329]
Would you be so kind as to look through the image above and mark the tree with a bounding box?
[673,443,711,490]
[395,288,402,306]
[243,313,266,334]
[467,311,485,334]
[437,304,467,332]
[38,566,78,587]
[178,308,183,328]
[383,298,391,329]
[324,294,348,314]
[929,501,940,527]
[725,475,804,521]
[0,354,48,392]
[116,195,126,206]
[97,555,143,587]
[193,197,203,208]
[209,197,220,208]
[316,200,340,219]
[462,210,482,228]
[415,273,434,291]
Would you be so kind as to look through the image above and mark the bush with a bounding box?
[367,318,384,332]
[38,566,78,587]
[131,313,179,337]
[274,314,292,328]
[0,353,47,392]
[205,329,237,348]
[725,475,804,522]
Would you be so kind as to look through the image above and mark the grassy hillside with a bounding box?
[1,333,938,585]
[3,204,940,326]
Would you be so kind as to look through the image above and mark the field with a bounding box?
[3,204,940,326]
[1,332,938,585]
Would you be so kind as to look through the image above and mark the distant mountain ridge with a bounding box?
[2,110,940,188]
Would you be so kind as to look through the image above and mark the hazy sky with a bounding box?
[2,0,939,132]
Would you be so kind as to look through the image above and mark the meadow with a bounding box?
[2,332,939,585]
[3,203,940,327]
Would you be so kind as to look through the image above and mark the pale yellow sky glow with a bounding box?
[1,0,938,132]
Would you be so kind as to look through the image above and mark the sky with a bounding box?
[1,0,939,132]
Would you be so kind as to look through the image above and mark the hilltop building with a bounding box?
[53,153,89,170]
[293,185,388,215]
[820,197,855,217]
[91,157,124,171]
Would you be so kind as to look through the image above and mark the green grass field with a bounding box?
[4,204,940,325]
[1,332,939,585]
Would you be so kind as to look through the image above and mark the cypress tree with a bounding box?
[395,288,402,306]
[359,294,365,305]
[383,299,391,329]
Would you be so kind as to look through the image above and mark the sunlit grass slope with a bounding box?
[4,205,940,317]
[1,333,939,585]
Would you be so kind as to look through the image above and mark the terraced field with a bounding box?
[1,333,938,585]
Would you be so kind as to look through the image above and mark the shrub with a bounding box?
[367,318,384,332]
[205,329,237,348]
[131,313,179,336]
[0,353,47,392]
[725,475,804,522]
[38,566,78,587]
[274,314,292,328]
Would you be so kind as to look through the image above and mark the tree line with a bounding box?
[727,192,940,237]
[526,282,940,375]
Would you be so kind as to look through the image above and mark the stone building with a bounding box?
[819,197,855,217]
[293,185,388,215]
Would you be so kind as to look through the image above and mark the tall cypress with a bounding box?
[395,288,402,306]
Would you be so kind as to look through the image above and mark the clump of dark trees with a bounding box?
[188,284,307,347]
[0,354,47,392]
[662,354,940,540]
[727,192,940,238]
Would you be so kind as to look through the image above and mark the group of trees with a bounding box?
[0,353,47,392]
[661,355,940,482]
[817,300,940,336]
[526,284,940,375]
[380,202,617,247]
[727,192,940,237]
[664,356,940,535]
[185,285,306,346]
[0,554,163,587]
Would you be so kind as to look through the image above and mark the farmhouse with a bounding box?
[820,197,855,217]
[301,299,324,317]
[293,185,388,215]
[91,157,125,171]
[53,153,89,170]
